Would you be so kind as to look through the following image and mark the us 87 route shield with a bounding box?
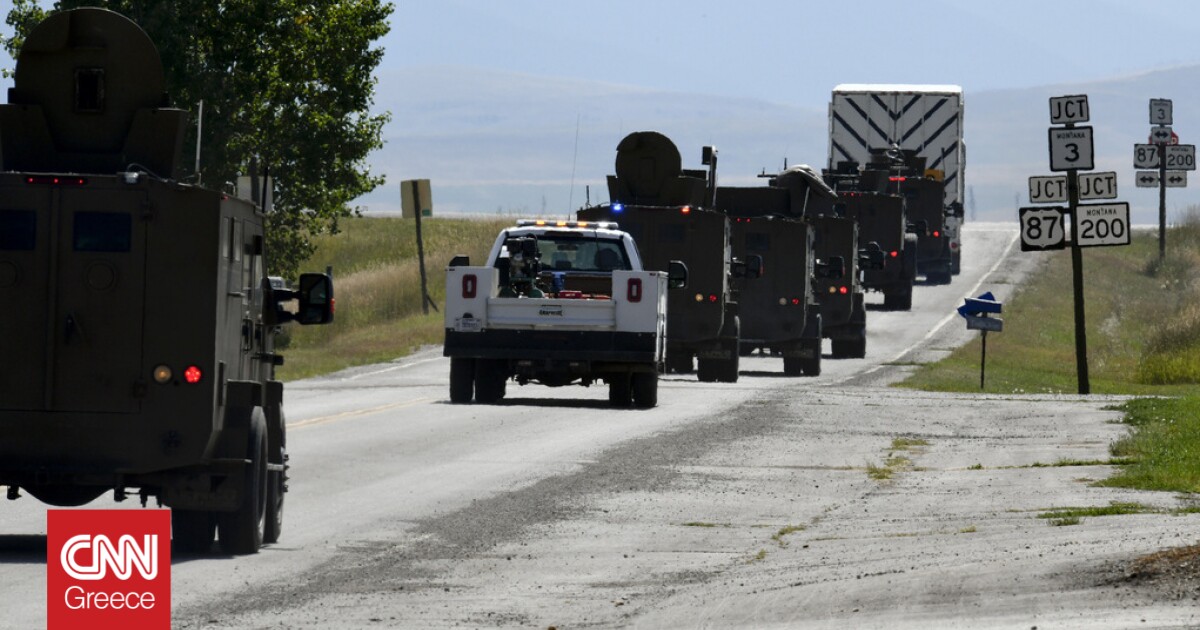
[1019,207,1067,251]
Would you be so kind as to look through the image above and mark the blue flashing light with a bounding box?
[612,203,625,213]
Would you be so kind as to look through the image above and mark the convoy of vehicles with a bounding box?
[1,8,973,566]
[443,220,683,407]
[828,85,966,275]
[0,8,334,554]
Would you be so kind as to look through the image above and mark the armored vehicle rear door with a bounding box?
[0,179,146,413]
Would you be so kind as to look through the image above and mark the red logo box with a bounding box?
[48,509,171,630]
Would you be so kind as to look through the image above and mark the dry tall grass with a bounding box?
[276,216,511,379]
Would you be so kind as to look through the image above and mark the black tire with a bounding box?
[831,339,852,359]
[608,373,632,407]
[218,409,267,555]
[801,338,822,376]
[716,354,739,383]
[696,358,719,382]
[951,250,962,275]
[884,286,913,311]
[449,358,475,403]
[631,372,658,408]
[474,359,507,404]
[172,510,216,554]
[782,357,804,376]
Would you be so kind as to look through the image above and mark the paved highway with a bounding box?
[4,223,1196,628]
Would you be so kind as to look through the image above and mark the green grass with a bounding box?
[899,219,1200,396]
[1037,502,1155,521]
[276,216,511,380]
[1100,397,1200,493]
[771,524,806,547]
[900,216,1200,497]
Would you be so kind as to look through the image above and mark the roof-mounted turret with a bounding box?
[0,8,186,177]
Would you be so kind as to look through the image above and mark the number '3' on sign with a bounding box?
[1048,126,1095,171]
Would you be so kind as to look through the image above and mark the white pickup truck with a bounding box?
[444,220,686,407]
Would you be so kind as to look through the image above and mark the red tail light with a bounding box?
[681,206,692,215]
[463,274,477,299]
[791,298,800,305]
[839,286,848,295]
[184,366,203,384]
[708,294,718,303]
[933,230,940,238]
[888,176,907,182]
[890,250,899,258]
[627,278,642,303]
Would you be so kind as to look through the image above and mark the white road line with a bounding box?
[833,228,1020,386]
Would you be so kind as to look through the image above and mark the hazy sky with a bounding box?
[4,1,1200,107]
[381,0,1200,107]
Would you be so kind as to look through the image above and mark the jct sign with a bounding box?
[48,510,171,630]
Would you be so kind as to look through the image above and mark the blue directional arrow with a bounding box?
[958,291,1002,318]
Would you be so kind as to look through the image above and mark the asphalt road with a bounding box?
[3,223,1197,629]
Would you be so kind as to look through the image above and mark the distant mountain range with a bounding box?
[358,64,1200,225]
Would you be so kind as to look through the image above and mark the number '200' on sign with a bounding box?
[1074,202,1131,248]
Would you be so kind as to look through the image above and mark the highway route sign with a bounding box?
[1166,171,1188,187]
[1136,171,1159,187]
[1150,98,1173,125]
[1028,175,1066,203]
[1019,206,1067,251]
[1078,171,1117,200]
[1048,126,1094,171]
[1073,202,1131,248]
[1134,144,1160,169]
[1165,144,1196,171]
[1050,94,1089,124]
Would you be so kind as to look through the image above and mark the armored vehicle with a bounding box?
[0,8,334,555]
[862,149,953,284]
[579,132,758,383]
[444,220,683,407]
[814,161,917,311]
[807,212,872,358]
[715,166,836,375]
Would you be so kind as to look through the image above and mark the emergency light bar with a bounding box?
[515,220,619,230]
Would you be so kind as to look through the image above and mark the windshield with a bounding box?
[537,235,631,272]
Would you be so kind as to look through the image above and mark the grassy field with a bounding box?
[275,215,511,380]
[900,215,1200,494]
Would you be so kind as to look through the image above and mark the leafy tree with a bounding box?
[3,0,393,279]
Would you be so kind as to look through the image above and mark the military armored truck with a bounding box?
[807,213,871,358]
[715,166,836,375]
[443,220,684,407]
[866,149,953,285]
[0,8,334,555]
[814,161,918,311]
[579,132,758,383]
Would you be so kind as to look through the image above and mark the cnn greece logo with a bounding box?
[61,533,158,580]
[48,509,171,630]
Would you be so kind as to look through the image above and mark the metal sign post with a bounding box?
[1143,98,1192,262]
[1046,94,1092,394]
[958,293,1003,389]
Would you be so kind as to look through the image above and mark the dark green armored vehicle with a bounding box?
[715,166,836,375]
[0,9,333,555]
[579,132,757,383]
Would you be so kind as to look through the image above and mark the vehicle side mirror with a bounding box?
[816,256,845,279]
[449,254,470,267]
[908,219,929,236]
[667,260,689,289]
[859,242,886,270]
[296,273,334,325]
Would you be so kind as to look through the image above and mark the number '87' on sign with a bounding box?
[1019,207,1067,251]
